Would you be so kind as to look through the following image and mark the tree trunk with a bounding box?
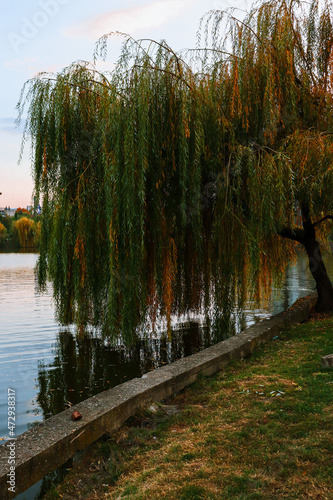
[302,217,333,312]
[279,207,333,313]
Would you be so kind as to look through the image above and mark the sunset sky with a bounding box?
[0,0,247,208]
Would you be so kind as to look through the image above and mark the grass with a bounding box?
[43,316,333,499]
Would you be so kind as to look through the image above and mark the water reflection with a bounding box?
[35,321,226,419]
[34,249,327,421]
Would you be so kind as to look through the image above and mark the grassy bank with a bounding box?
[45,316,333,499]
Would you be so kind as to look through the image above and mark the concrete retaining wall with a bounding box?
[0,293,316,498]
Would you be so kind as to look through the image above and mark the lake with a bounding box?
[0,250,328,498]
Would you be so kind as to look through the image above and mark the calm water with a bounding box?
[0,250,328,499]
[0,253,58,439]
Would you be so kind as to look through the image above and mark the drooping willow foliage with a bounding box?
[14,217,40,248]
[0,223,6,241]
[17,0,333,341]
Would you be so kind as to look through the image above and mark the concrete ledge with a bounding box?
[0,293,317,498]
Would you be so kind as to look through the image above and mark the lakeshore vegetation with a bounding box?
[0,208,41,249]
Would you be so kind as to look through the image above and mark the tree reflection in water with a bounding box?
[36,319,231,420]
[35,249,322,422]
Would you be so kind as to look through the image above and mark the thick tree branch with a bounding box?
[313,215,333,228]
[278,227,305,243]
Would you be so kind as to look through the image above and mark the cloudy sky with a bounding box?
[0,0,246,208]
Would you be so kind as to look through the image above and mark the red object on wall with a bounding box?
[71,411,82,421]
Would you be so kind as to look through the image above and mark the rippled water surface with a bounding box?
[0,253,58,439]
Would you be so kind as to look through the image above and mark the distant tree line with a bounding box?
[0,208,41,249]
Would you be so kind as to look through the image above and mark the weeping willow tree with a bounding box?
[14,217,39,248]
[0,222,6,241]
[17,0,333,341]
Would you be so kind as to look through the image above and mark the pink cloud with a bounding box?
[65,0,194,40]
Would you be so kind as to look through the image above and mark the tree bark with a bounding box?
[279,207,333,312]
[302,219,333,312]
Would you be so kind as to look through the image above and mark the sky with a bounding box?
[0,0,247,209]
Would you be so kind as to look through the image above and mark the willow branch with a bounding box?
[183,47,241,60]
[40,77,129,102]
[313,215,333,228]
[278,227,305,242]
[40,77,109,101]
[136,37,190,74]
[132,64,194,91]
